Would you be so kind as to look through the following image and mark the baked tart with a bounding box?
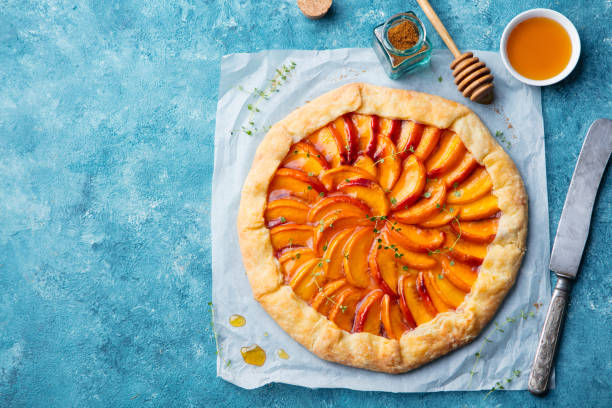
[237,83,527,373]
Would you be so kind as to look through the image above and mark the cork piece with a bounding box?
[298,0,332,20]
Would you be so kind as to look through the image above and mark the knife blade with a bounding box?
[549,118,612,278]
[529,118,612,395]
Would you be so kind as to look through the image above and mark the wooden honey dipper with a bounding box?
[416,0,494,104]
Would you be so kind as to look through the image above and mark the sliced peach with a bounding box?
[373,134,401,191]
[416,272,438,316]
[269,168,326,203]
[305,126,343,168]
[290,258,325,302]
[458,194,500,221]
[378,118,402,142]
[354,289,384,334]
[381,294,412,339]
[312,278,347,317]
[353,154,377,177]
[432,269,467,308]
[332,115,358,164]
[388,154,426,210]
[282,141,330,176]
[442,228,488,265]
[418,206,460,228]
[436,254,477,292]
[423,271,452,313]
[447,167,493,205]
[399,274,435,326]
[393,179,447,224]
[440,152,479,187]
[307,194,370,224]
[351,114,378,156]
[369,242,401,295]
[337,178,390,216]
[396,121,424,159]
[414,126,441,161]
[313,209,369,253]
[270,224,313,251]
[279,248,316,281]
[321,228,354,279]
[453,218,498,243]
[265,198,310,228]
[385,221,444,252]
[394,243,439,270]
[343,227,375,288]
[329,287,363,332]
[425,130,465,177]
[319,165,376,191]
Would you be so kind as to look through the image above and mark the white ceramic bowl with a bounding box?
[500,8,580,86]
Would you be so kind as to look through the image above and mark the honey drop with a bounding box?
[229,314,246,327]
[241,345,266,366]
[277,349,290,360]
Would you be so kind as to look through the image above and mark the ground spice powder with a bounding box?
[387,20,419,50]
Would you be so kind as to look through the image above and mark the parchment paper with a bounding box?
[211,49,551,392]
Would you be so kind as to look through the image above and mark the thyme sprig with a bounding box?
[427,204,461,255]
[484,370,522,398]
[208,301,230,367]
[233,61,297,137]
[468,308,537,389]
[494,130,512,149]
[312,268,347,312]
[373,145,414,166]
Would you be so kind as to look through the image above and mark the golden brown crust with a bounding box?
[237,83,527,373]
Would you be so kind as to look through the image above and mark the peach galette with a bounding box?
[238,83,527,373]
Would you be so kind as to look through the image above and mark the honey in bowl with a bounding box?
[506,17,572,80]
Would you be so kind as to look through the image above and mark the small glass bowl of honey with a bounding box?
[500,8,580,86]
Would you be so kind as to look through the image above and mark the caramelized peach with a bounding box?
[312,278,347,317]
[337,178,390,216]
[319,165,376,191]
[394,243,439,270]
[321,228,354,279]
[395,121,424,159]
[305,126,343,168]
[329,287,363,332]
[290,258,325,302]
[354,289,384,334]
[282,141,330,176]
[436,254,477,292]
[388,154,426,210]
[416,272,438,316]
[393,179,447,224]
[351,114,378,156]
[426,130,465,177]
[382,294,412,339]
[343,227,375,288]
[373,134,401,191]
[369,242,401,295]
[332,115,358,164]
[440,153,479,187]
[378,118,402,142]
[414,126,441,161]
[418,206,460,228]
[430,269,467,308]
[307,194,370,224]
[452,218,498,243]
[270,224,313,251]
[399,274,435,326]
[422,271,452,313]
[265,197,310,227]
[442,229,488,265]
[385,221,444,252]
[458,194,499,221]
[313,209,369,253]
[447,167,493,204]
[269,168,326,203]
[279,248,316,280]
[353,154,377,177]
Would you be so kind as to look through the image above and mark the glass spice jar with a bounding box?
[372,12,432,79]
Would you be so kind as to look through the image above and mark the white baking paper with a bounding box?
[211,49,551,392]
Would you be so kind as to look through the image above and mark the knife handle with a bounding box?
[528,277,573,395]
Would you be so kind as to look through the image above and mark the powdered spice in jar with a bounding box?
[387,20,419,50]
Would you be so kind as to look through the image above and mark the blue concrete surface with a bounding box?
[0,0,610,406]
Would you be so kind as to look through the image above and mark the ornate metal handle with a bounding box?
[528,277,572,395]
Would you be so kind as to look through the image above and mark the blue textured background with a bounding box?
[0,0,610,406]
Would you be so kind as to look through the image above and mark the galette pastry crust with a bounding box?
[237,83,527,373]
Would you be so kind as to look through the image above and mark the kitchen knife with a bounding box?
[528,118,612,395]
